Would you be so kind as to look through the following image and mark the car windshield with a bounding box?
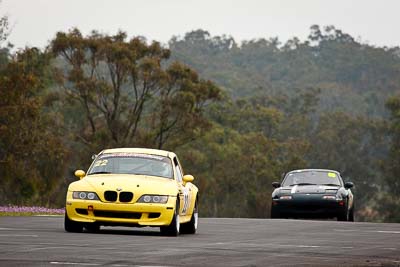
[282,171,341,187]
[87,152,173,179]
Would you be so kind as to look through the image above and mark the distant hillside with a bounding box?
[169,26,400,118]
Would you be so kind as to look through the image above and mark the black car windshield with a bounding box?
[282,171,341,186]
[87,152,173,179]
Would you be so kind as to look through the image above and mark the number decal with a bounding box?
[181,187,191,215]
[328,172,336,178]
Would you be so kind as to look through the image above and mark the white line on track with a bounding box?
[50,262,100,266]
[0,234,38,237]
[334,229,400,234]
[374,230,400,234]
[50,263,169,267]
[295,245,321,248]
[213,242,357,250]
[273,244,322,248]
[0,227,31,231]
[26,246,68,252]
[34,215,63,217]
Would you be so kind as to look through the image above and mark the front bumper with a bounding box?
[272,194,346,218]
[65,196,177,227]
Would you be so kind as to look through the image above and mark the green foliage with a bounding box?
[0,5,10,69]
[1,25,400,222]
[308,112,387,219]
[170,26,400,117]
[50,29,221,158]
[178,125,282,218]
[0,48,67,206]
[377,96,400,222]
[0,7,9,46]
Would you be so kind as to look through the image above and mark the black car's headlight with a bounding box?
[72,191,100,200]
[322,194,343,200]
[325,189,338,194]
[137,195,168,204]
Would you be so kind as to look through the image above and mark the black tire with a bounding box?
[348,203,355,222]
[181,198,198,234]
[84,223,100,233]
[64,213,83,233]
[337,200,349,221]
[270,205,281,219]
[160,200,180,236]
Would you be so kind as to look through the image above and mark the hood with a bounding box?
[70,174,178,196]
[279,184,340,194]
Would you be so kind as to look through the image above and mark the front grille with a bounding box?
[119,192,133,202]
[93,210,141,219]
[104,191,118,201]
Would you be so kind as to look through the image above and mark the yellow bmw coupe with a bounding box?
[64,148,198,236]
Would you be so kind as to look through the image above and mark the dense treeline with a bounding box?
[170,27,400,221]
[1,20,400,222]
[169,27,400,118]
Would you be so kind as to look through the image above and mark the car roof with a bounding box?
[287,169,341,175]
[100,148,175,158]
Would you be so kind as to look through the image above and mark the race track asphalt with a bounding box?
[0,216,399,266]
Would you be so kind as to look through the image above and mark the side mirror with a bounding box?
[91,154,97,160]
[183,174,194,184]
[74,170,86,180]
[272,182,281,188]
[344,182,354,189]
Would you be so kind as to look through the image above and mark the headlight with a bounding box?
[72,191,100,200]
[138,195,168,204]
[280,189,291,194]
[322,194,343,200]
[325,189,338,194]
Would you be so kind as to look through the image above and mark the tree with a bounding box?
[50,29,221,152]
[0,48,67,206]
[308,111,386,219]
[0,3,11,68]
[178,124,283,218]
[380,96,400,222]
[0,3,9,46]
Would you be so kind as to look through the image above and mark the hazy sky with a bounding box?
[2,0,400,49]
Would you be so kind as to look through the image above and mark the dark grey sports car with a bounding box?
[271,169,354,221]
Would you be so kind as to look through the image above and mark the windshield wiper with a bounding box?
[321,183,340,186]
[289,183,316,186]
[88,171,111,175]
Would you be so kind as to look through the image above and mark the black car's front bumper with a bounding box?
[271,194,346,218]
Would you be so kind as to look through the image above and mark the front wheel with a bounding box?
[160,200,180,236]
[348,203,355,222]
[64,213,83,233]
[337,200,350,221]
[181,198,198,234]
[270,205,281,219]
[84,223,100,233]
